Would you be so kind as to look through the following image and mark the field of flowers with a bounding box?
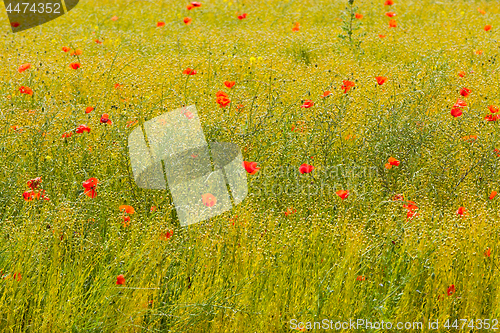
[1,0,500,331]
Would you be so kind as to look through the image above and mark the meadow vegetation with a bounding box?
[1,0,500,331]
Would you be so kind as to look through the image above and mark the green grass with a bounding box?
[1,0,500,331]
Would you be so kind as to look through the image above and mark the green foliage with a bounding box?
[285,37,317,65]
[338,0,364,48]
[0,0,499,331]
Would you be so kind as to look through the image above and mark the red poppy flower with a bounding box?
[495,149,500,157]
[450,107,463,117]
[76,124,91,133]
[402,200,418,211]
[336,190,349,200]
[379,34,386,38]
[95,39,102,44]
[187,4,194,10]
[284,207,297,216]
[224,81,235,89]
[216,97,231,108]
[27,177,42,190]
[322,91,332,98]
[10,22,20,27]
[62,131,73,138]
[489,191,497,200]
[402,200,418,221]
[18,63,30,73]
[484,114,499,122]
[216,91,228,98]
[375,76,387,85]
[119,205,135,214]
[447,285,455,296]
[388,157,400,166]
[484,25,492,32]
[183,68,197,75]
[184,17,192,25]
[454,99,467,108]
[459,87,471,97]
[355,13,363,19]
[238,13,248,20]
[191,2,202,7]
[184,111,194,119]
[100,113,112,124]
[160,230,173,240]
[243,161,260,175]
[458,71,466,77]
[70,62,81,70]
[407,209,418,220]
[341,80,355,93]
[301,100,314,108]
[157,21,165,27]
[389,19,397,28]
[462,135,477,142]
[476,50,483,55]
[385,156,400,169]
[23,191,35,201]
[488,105,499,113]
[292,22,300,31]
[299,164,314,174]
[19,86,33,96]
[384,0,394,5]
[485,247,491,257]
[71,49,82,56]
[85,106,94,114]
[116,274,125,285]
[82,177,98,198]
[216,91,231,108]
[456,206,467,216]
[25,189,44,201]
[62,46,70,52]
[356,276,365,281]
[114,83,123,89]
[202,193,217,207]
[385,12,396,17]
[478,8,486,15]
